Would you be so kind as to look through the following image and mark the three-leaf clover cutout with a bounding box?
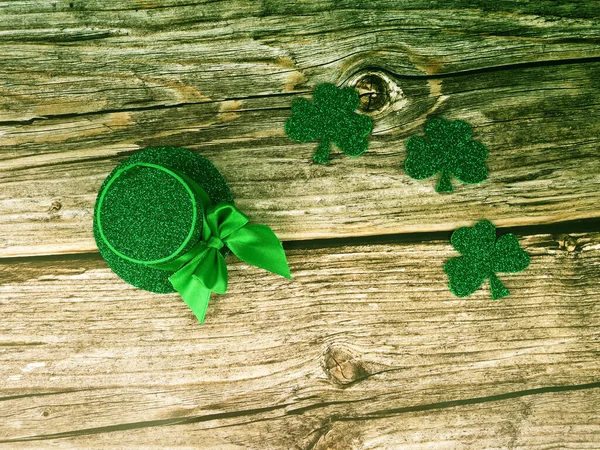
[444,220,530,300]
[285,83,373,164]
[405,118,488,193]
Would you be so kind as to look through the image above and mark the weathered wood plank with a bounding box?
[1,6,598,121]
[3,387,598,449]
[2,0,598,17]
[2,3,599,449]
[1,62,599,256]
[1,231,599,445]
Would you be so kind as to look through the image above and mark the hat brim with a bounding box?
[93,147,233,293]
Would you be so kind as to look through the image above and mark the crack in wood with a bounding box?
[5,381,597,443]
[0,92,302,127]
[0,403,291,443]
[1,217,600,263]
[337,381,600,421]
[0,389,88,402]
[2,56,598,128]
[355,55,600,81]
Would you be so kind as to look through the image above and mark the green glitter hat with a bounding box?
[94,147,291,323]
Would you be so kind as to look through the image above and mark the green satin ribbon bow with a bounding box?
[150,202,292,323]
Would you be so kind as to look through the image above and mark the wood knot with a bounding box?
[347,70,403,115]
[322,344,369,387]
[557,234,577,252]
[48,200,62,213]
[354,74,389,112]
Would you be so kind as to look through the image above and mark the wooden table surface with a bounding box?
[1,1,600,448]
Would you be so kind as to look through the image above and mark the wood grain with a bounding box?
[1,1,600,256]
[1,2,599,122]
[2,2,599,448]
[2,61,600,256]
[3,388,598,449]
[1,231,599,447]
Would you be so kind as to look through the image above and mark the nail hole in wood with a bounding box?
[557,234,578,252]
[49,200,62,213]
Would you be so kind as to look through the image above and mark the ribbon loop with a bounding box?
[205,203,249,241]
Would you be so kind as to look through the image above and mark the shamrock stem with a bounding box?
[436,170,453,193]
[313,139,331,164]
[489,273,510,300]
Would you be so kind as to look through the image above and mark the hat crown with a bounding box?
[96,163,203,264]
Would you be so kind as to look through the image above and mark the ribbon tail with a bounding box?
[225,224,292,279]
[166,247,217,324]
[169,272,212,324]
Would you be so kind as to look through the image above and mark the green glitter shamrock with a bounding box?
[444,220,530,300]
[405,118,488,193]
[285,83,373,164]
